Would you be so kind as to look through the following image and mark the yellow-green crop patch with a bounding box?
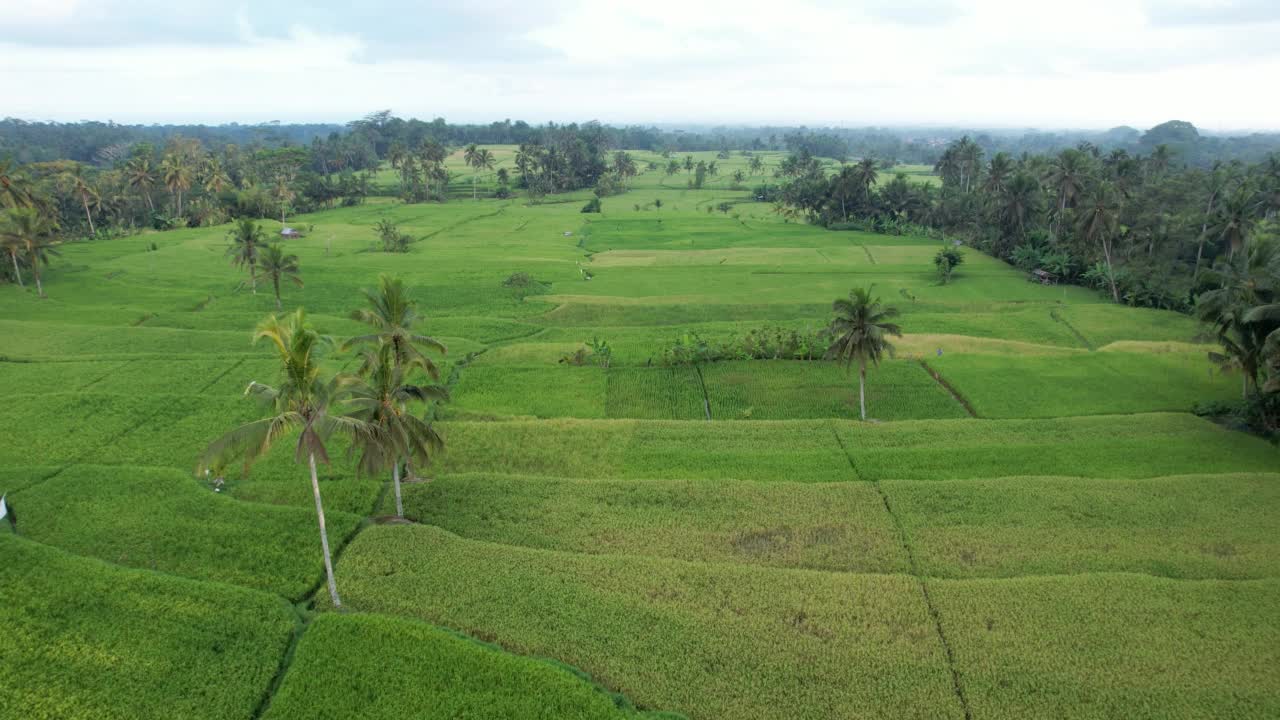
[0,534,295,720]
[262,613,678,720]
[9,464,362,598]
[933,574,1280,719]
[402,473,909,573]
[332,525,964,720]
[930,352,1239,418]
[887,474,1280,579]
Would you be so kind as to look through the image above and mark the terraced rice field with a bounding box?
[1,156,1276,719]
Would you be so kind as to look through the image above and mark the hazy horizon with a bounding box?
[2,0,1279,131]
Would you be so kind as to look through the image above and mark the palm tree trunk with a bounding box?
[393,460,404,518]
[82,195,96,237]
[1101,236,1120,303]
[858,363,867,421]
[1193,192,1217,281]
[309,452,342,608]
[32,262,43,298]
[9,251,23,287]
[144,190,154,212]
[273,276,282,310]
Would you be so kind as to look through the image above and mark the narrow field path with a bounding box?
[831,425,973,720]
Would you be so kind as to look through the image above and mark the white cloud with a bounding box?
[0,0,1277,129]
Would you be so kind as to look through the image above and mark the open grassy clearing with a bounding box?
[0,533,295,720]
[262,613,678,720]
[401,473,909,573]
[933,574,1280,719]
[333,524,964,720]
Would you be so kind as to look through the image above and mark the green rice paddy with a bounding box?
[1,157,1276,718]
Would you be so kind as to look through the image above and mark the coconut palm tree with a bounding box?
[1211,184,1261,259]
[346,274,447,380]
[468,148,495,200]
[853,158,879,199]
[0,160,36,209]
[160,153,192,217]
[259,244,302,310]
[59,164,99,237]
[748,156,764,176]
[1077,181,1124,302]
[982,152,1014,195]
[226,217,266,294]
[1196,236,1280,400]
[1043,148,1090,237]
[0,208,58,297]
[199,310,377,608]
[126,157,156,213]
[342,341,448,518]
[825,287,902,420]
[203,158,232,195]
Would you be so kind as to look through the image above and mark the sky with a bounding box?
[1,0,1278,131]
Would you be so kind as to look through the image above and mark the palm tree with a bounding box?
[59,164,99,237]
[199,310,377,608]
[346,274,447,380]
[1043,148,1090,237]
[125,157,156,213]
[853,158,879,199]
[463,144,483,200]
[0,159,36,209]
[160,154,192,217]
[1077,181,1123,302]
[226,218,266,294]
[343,341,448,518]
[748,156,764,176]
[259,244,302,310]
[825,287,902,420]
[995,171,1042,246]
[982,152,1014,195]
[1,228,24,287]
[0,208,58,297]
[468,148,495,200]
[203,158,232,195]
[1211,185,1261,259]
[1196,236,1280,399]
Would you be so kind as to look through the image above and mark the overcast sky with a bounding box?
[1,0,1278,130]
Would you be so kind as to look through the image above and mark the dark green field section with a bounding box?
[447,360,965,421]
[262,613,673,720]
[0,534,295,720]
[331,525,964,720]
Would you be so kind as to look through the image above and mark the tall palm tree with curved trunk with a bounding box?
[825,287,902,420]
[1,208,59,297]
[1077,181,1124,302]
[126,157,156,213]
[199,310,377,608]
[259,244,302,310]
[343,341,448,518]
[227,218,266,294]
[59,164,99,237]
[983,152,1014,195]
[161,154,192,217]
[346,274,447,381]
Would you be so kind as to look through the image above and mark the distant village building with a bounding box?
[280,227,302,239]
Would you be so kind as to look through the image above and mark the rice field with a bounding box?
[1,161,1276,719]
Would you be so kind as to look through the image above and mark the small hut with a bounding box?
[280,227,302,240]
[1031,269,1057,285]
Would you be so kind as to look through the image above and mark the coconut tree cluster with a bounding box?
[199,275,447,606]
